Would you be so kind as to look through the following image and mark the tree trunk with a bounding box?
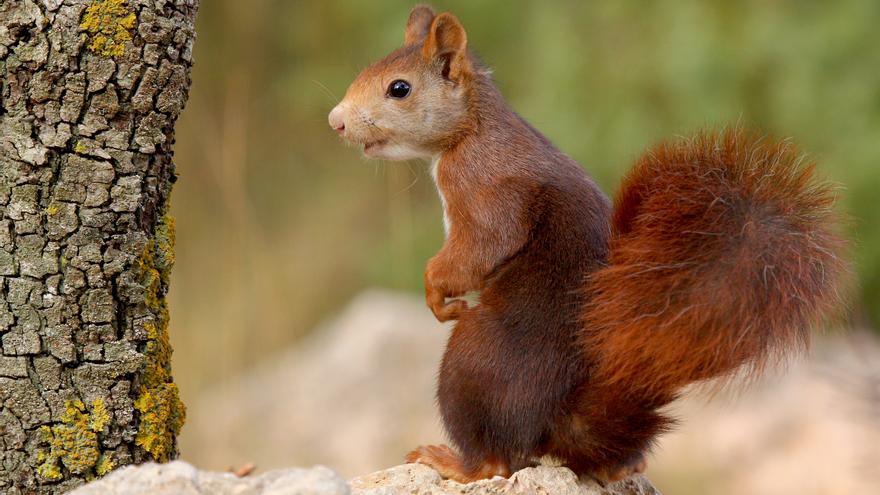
[0,0,197,492]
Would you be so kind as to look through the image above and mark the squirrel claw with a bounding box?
[406,444,510,483]
[595,454,647,484]
[431,298,468,322]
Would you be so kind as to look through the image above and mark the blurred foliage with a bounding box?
[170,0,879,401]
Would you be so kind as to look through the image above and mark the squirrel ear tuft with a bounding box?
[422,12,471,82]
[404,5,436,45]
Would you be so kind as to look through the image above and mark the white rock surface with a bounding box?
[351,464,659,495]
[69,461,349,495]
[70,461,660,495]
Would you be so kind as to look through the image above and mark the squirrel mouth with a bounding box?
[363,139,388,153]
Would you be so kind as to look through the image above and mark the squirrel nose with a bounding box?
[328,105,346,135]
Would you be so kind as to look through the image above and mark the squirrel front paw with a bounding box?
[424,259,473,322]
[425,280,468,322]
[431,297,468,322]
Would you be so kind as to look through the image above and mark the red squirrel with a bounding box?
[328,5,848,484]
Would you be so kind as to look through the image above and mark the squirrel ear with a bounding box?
[422,12,471,82]
[404,5,436,45]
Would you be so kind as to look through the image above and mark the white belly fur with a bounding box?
[430,156,451,237]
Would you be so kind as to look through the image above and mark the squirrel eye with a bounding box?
[387,79,411,99]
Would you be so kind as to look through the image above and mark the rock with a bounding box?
[70,461,660,495]
[351,464,659,495]
[69,461,349,495]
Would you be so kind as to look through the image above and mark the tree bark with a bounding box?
[0,0,197,492]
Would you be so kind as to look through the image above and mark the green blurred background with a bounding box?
[168,0,879,481]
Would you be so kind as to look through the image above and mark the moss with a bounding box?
[80,0,136,58]
[132,213,185,462]
[36,399,112,482]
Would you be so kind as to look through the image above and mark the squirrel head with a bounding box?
[328,5,475,161]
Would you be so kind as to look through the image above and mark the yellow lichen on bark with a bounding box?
[80,0,136,58]
[95,454,115,476]
[155,214,176,286]
[133,381,185,461]
[132,214,186,461]
[36,399,112,481]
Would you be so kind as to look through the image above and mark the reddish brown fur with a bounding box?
[405,445,511,483]
[329,5,848,484]
[584,130,847,397]
[558,129,848,476]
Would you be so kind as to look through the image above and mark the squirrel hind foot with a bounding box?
[405,444,511,483]
[591,453,647,485]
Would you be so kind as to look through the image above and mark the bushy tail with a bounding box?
[583,128,848,399]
